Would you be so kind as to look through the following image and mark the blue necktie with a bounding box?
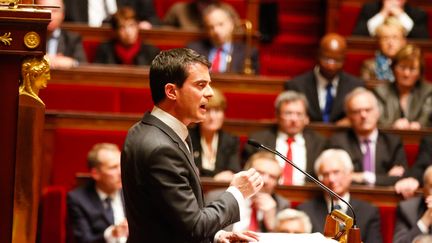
[323,82,333,122]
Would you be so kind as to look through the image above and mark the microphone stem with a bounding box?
[258,143,357,226]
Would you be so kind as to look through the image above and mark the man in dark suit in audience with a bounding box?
[243,90,327,185]
[37,0,87,69]
[121,48,263,242]
[394,166,432,243]
[298,149,383,243]
[187,4,259,74]
[206,151,290,232]
[67,143,128,243]
[352,0,429,39]
[327,87,407,186]
[64,0,161,29]
[284,33,364,124]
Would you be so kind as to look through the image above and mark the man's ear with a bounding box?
[90,168,100,181]
[165,83,177,101]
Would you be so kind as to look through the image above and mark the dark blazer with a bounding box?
[189,126,241,177]
[243,126,327,178]
[121,112,240,243]
[67,181,119,243]
[284,70,364,122]
[405,136,432,184]
[93,40,159,65]
[187,40,260,74]
[297,196,383,243]
[55,29,88,63]
[205,190,290,232]
[327,129,407,186]
[64,0,161,25]
[352,1,429,39]
[393,197,427,243]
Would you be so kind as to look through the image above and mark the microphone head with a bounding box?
[247,139,261,148]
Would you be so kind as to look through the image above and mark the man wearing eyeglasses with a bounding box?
[284,33,364,125]
[243,90,327,185]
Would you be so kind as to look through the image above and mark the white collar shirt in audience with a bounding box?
[356,128,379,185]
[200,133,219,171]
[232,198,263,231]
[96,188,127,243]
[325,193,350,214]
[276,131,307,185]
[367,11,413,36]
[314,66,340,111]
[47,28,61,55]
[88,0,118,27]
[209,42,232,73]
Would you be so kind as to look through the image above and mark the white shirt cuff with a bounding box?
[363,171,376,185]
[417,219,429,234]
[104,225,115,242]
[213,230,226,243]
[398,12,414,33]
[367,13,385,36]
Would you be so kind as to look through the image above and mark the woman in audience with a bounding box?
[94,7,160,65]
[361,17,407,82]
[189,88,241,181]
[374,44,432,129]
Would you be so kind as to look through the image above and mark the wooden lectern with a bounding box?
[0,1,50,243]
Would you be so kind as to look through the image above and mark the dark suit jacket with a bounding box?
[187,40,260,74]
[394,197,427,243]
[55,29,88,63]
[93,40,159,65]
[327,129,407,186]
[243,126,327,179]
[352,2,429,39]
[205,189,290,232]
[297,196,383,243]
[67,181,119,243]
[64,0,161,25]
[284,70,364,122]
[189,126,241,177]
[121,112,240,243]
[405,136,432,184]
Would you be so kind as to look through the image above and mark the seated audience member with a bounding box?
[284,33,364,124]
[67,143,128,242]
[189,88,241,181]
[274,208,312,234]
[327,87,407,186]
[361,16,407,82]
[352,0,429,39]
[205,151,290,232]
[395,135,432,198]
[297,149,383,243]
[64,0,161,29]
[163,0,240,31]
[94,7,160,66]
[374,44,432,130]
[37,0,87,69]
[187,4,259,74]
[243,91,327,185]
[393,166,432,243]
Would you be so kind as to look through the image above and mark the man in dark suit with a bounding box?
[64,0,161,29]
[352,0,429,39]
[284,33,364,124]
[187,4,259,74]
[67,143,128,243]
[297,149,383,243]
[206,152,290,232]
[243,90,327,185]
[327,87,407,186]
[37,0,87,69]
[393,166,432,243]
[121,48,263,243]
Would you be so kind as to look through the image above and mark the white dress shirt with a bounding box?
[88,0,118,27]
[96,188,127,243]
[276,131,307,185]
[357,129,379,185]
[367,12,414,36]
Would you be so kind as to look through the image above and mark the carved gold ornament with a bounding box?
[0,32,12,45]
[24,31,40,49]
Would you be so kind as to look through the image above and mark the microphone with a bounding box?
[247,139,357,227]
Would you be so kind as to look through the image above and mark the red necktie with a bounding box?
[211,48,222,73]
[283,137,295,185]
[248,204,259,231]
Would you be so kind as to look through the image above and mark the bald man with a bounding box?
[284,33,364,124]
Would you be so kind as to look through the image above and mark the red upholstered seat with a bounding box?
[337,5,362,36]
[404,144,419,167]
[224,92,277,120]
[118,87,153,114]
[344,52,374,76]
[82,40,101,63]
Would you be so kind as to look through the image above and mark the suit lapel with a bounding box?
[308,75,322,120]
[56,31,66,55]
[87,185,113,225]
[330,73,346,121]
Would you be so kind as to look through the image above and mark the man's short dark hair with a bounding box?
[149,48,211,105]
